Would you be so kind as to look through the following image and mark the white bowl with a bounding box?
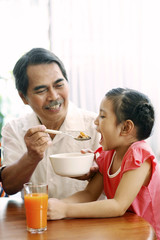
[49,152,94,177]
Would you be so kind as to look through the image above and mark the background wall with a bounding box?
[0,0,160,159]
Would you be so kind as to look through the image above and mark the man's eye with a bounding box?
[100,115,105,119]
[35,89,47,94]
[55,83,64,88]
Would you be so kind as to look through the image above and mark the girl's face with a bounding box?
[94,97,122,151]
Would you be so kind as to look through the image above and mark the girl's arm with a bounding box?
[63,171,104,203]
[47,171,103,219]
[48,159,151,220]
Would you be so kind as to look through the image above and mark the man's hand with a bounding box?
[73,149,99,181]
[24,125,52,163]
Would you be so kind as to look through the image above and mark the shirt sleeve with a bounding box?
[121,145,156,177]
[1,122,26,165]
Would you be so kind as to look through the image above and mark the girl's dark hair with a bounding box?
[105,88,155,140]
[13,48,68,97]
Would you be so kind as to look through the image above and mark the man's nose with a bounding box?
[47,88,59,100]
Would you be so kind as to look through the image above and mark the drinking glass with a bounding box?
[24,182,48,233]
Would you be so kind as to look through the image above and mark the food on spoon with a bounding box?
[77,131,90,139]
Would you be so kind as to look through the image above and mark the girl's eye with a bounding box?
[100,115,105,119]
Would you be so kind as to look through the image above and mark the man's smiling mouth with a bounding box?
[44,100,64,110]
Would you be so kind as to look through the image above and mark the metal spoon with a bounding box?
[45,129,91,141]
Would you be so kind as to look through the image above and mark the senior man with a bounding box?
[1,48,100,198]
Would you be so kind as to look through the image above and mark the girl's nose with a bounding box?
[94,116,99,126]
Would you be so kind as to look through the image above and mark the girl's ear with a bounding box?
[120,120,134,135]
[18,91,29,105]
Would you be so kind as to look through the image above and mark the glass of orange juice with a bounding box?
[24,182,48,234]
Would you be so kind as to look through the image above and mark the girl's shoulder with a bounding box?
[122,140,157,172]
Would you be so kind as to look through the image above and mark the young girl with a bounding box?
[47,88,160,239]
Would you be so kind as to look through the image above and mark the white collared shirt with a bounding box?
[2,102,100,198]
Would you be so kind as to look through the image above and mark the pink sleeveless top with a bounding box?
[96,140,160,239]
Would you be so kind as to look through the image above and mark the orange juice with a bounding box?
[24,193,48,230]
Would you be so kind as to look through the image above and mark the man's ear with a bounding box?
[120,120,134,135]
[18,91,29,105]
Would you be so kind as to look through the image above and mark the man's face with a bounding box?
[20,63,69,128]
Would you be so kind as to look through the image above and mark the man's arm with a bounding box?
[2,125,52,195]
[1,153,39,194]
